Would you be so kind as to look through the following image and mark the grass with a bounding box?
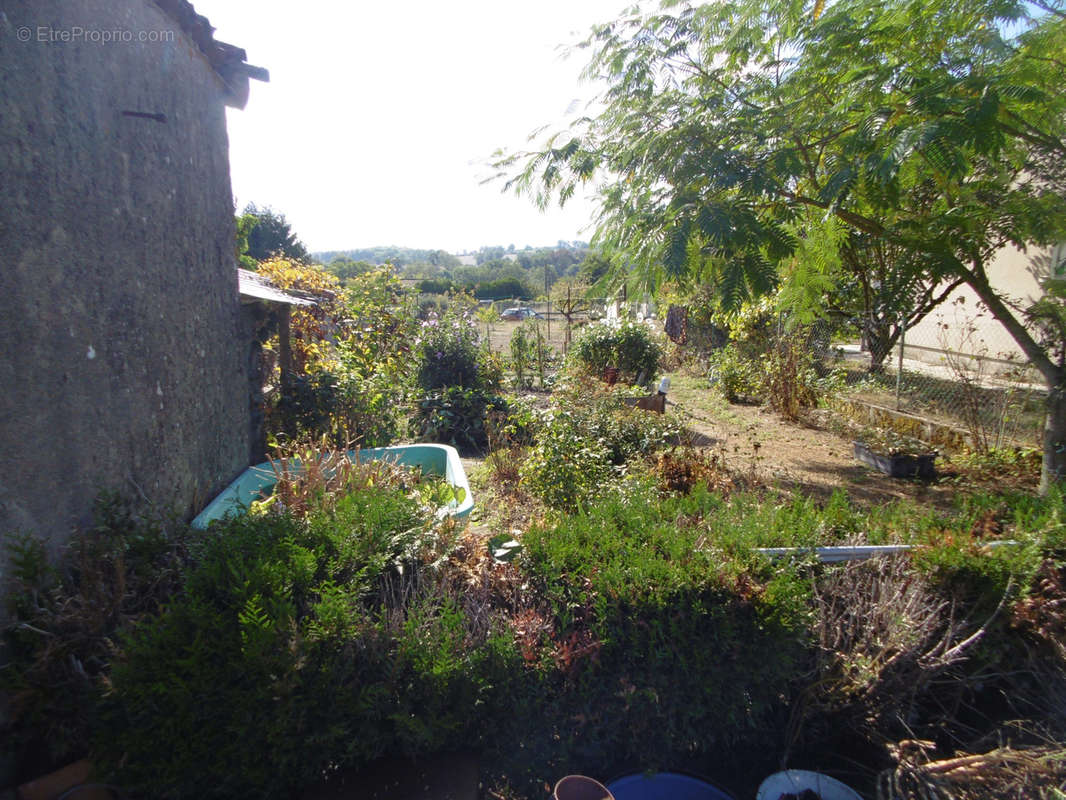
[668,371,747,426]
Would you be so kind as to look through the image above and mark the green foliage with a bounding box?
[326,256,375,284]
[579,393,684,465]
[473,276,533,301]
[93,485,496,799]
[761,328,840,420]
[410,301,505,452]
[267,267,416,447]
[242,203,308,261]
[519,420,614,512]
[415,302,497,393]
[486,394,543,450]
[705,296,845,415]
[509,321,536,389]
[417,277,455,295]
[518,393,682,510]
[2,496,192,782]
[415,387,507,455]
[509,320,551,389]
[499,0,1066,484]
[234,212,258,269]
[313,246,460,270]
[707,343,763,403]
[501,486,811,782]
[340,267,419,380]
[569,320,663,383]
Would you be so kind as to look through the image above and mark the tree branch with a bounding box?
[963,260,1060,383]
[779,191,887,236]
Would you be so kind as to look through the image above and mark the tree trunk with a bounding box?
[963,269,1064,494]
[866,319,897,374]
[1042,377,1066,494]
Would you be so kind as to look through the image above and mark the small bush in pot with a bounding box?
[570,321,662,384]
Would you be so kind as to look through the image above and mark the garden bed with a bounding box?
[191,443,473,528]
[852,440,937,479]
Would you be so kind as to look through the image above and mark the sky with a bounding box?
[198,1,638,255]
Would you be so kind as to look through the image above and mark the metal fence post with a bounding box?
[896,314,907,411]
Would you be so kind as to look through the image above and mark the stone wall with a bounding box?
[0,1,251,573]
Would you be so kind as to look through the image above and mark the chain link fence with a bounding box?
[831,315,1046,450]
[665,303,1047,451]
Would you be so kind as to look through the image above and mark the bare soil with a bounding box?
[666,373,960,509]
[478,324,1010,509]
[484,316,577,358]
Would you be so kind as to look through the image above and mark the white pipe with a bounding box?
[755,540,1019,563]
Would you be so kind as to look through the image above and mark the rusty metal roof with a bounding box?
[238,269,315,306]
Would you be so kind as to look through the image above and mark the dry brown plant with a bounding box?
[878,738,1066,799]
[266,437,413,516]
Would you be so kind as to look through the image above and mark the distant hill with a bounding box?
[311,247,459,268]
[312,243,595,297]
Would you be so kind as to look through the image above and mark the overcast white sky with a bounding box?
[198,1,637,255]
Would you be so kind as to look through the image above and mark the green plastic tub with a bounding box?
[191,444,473,529]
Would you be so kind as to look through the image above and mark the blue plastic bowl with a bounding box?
[607,772,736,800]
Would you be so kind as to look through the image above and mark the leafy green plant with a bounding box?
[2,495,192,783]
[519,415,614,512]
[510,321,536,389]
[497,486,812,785]
[260,438,418,517]
[93,481,492,799]
[707,342,762,402]
[415,386,507,454]
[510,319,552,389]
[581,394,684,465]
[569,320,663,383]
[266,267,417,447]
[761,326,845,420]
[415,300,499,394]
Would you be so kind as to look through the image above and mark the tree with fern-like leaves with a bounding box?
[495,0,1066,492]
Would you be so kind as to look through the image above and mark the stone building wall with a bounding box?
[0,1,251,572]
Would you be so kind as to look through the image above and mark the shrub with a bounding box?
[509,321,538,389]
[509,320,553,390]
[94,486,495,799]
[519,414,614,512]
[2,495,193,783]
[761,326,844,420]
[486,395,543,450]
[580,395,684,465]
[415,386,508,454]
[266,267,417,447]
[415,302,499,394]
[570,321,663,383]
[330,368,409,446]
[707,326,844,414]
[501,487,811,781]
[269,368,409,448]
[707,343,762,402]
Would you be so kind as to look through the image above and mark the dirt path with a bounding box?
[667,374,958,509]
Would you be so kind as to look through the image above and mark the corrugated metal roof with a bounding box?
[238,269,315,306]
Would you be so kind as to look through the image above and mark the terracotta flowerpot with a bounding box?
[554,775,615,800]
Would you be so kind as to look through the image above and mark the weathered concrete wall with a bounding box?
[907,242,1056,366]
[0,2,250,566]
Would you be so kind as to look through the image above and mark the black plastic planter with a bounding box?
[853,441,936,479]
